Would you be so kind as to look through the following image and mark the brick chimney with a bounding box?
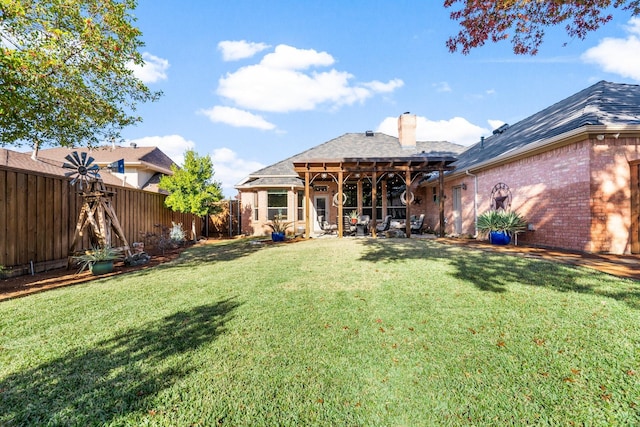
[398,112,416,150]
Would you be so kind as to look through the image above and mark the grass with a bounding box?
[0,238,639,426]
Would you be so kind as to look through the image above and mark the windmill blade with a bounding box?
[71,151,82,165]
[64,154,78,166]
[64,171,77,177]
[94,172,101,180]
[80,152,88,165]
[86,156,95,167]
[87,164,100,173]
[70,176,79,186]
[62,162,77,170]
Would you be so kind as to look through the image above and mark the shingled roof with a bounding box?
[0,148,140,188]
[237,132,466,188]
[451,80,640,172]
[37,145,176,175]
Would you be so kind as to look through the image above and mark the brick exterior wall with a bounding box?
[423,135,640,254]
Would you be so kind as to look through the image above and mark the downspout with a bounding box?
[465,170,478,237]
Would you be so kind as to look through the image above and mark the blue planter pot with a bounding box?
[489,231,511,245]
[271,232,285,242]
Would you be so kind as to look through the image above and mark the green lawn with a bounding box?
[1,238,638,426]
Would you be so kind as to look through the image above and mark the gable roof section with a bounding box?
[237,132,465,189]
[452,80,640,172]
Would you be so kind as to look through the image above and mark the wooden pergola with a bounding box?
[293,156,457,238]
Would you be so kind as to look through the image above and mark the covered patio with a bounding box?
[293,155,457,238]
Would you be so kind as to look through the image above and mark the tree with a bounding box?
[445,0,640,55]
[158,150,223,241]
[0,0,160,150]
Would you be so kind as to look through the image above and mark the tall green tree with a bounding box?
[445,0,640,55]
[159,150,223,240]
[0,0,160,150]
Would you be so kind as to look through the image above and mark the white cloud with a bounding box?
[126,135,195,166]
[218,40,271,61]
[581,17,640,81]
[376,115,489,146]
[216,44,404,113]
[433,81,452,93]
[210,148,265,197]
[487,119,505,131]
[128,52,170,84]
[199,106,276,130]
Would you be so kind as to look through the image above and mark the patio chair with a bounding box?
[343,216,356,236]
[318,215,337,235]
[410,214,425,234]
[376,215,392,233]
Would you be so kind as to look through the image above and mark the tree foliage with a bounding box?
[0,0,160,149]
[159,150,223,218]
[445,0,640,55]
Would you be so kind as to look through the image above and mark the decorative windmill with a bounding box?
[63,151,132,258]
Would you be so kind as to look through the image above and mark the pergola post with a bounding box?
[371,171,378,238]
[438,163,446,237]
[337,170,344,238]
[304,171,310,239]
[405,168,412,237]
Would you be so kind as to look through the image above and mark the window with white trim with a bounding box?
[267,190,288,220]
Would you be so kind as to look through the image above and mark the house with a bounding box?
[235,114,466,237]
[421,80,640,255]
[237,80,640,255]
[35,144,176,192]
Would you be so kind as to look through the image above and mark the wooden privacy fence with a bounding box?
[0,165,202,276]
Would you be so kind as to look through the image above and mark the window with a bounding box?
[253,192,259,221]
[267,190,288,220]
[362,180,383,219]
[342,182,358,213]
[297,191,304,221]
[386,175,406,219]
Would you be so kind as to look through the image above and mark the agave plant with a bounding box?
[267,213,292,234]
[476,210,527,236]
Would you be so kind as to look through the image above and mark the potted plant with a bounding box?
[348,210,359,225]
[476,210,527,245]
[73,246,122,275]
[267,213,292,242]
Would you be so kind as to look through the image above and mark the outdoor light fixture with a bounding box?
[388,173,394,178]
[321,172,328,179]
[355,173,361,178]
[461,183,467,190]
[596,134,605,141]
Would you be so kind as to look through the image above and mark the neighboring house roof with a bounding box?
[37,145,176,175]
[0,148,67,176]
[0,148,139,189]
[237,132,466,189]
[451,80,640,173]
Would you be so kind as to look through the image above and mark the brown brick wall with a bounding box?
[422,136,640,254]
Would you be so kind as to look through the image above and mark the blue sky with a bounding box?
[121,1,640,197]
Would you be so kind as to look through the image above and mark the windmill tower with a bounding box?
[63,151,132,257]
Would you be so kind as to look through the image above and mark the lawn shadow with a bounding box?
[358,239,640,308]
[122,238,271,280]
[0,298,241,425]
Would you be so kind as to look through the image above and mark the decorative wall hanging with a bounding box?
[400,190,415,205]
[490,182,512,211]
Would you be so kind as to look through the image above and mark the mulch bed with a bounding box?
[0,246,189,302]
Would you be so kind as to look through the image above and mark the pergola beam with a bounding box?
[293,156,457,239]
